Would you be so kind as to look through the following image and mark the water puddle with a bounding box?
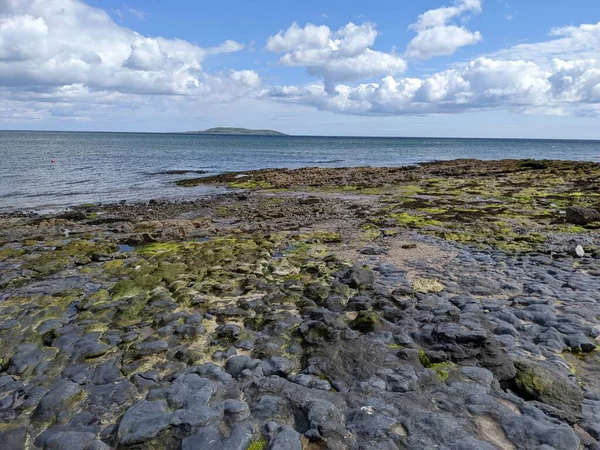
[118,244,135,252]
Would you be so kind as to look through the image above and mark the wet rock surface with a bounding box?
[0,159,599,449]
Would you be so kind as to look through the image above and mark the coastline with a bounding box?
[1,158,599,449]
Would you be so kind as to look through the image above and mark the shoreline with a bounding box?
[1,158,599,449]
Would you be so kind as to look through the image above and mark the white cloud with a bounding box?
[267,56,600,116]
[0,0,258,108]
[406,0,482,59]
[490,22,600,63]
[266,22,406,90]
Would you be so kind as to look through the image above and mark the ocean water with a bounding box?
[1,131,599,212]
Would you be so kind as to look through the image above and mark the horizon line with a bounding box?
[2,129,600,142]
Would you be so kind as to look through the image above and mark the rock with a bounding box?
[252,395,282,419]
[570,245,585,258]
[269,425,303,450]
[324,294,348,312]
[565,206,600,225]
[7,343,54,376]
[167,374,216,409]
[359,246,387,255]
[181,424,253,450]
[84,440,111,450]
[223,399,250,422]
[261,357,295,377]
[514,360,584,419]
[117,400,173,446]
[338,266,375,289]
[224,355,263,378]
[134,340,169,356]
[0,427,27,450]
[41,430,96,450]
[33,380,83,423]
[350,311,381,333]
[171,404,222,430]
[564,333,596,353]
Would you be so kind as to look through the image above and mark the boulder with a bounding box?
[565,206,600,225]
[513,360,583,419]
[117,400,173,446]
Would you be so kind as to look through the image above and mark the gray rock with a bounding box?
[134,340,169,356]
[252,395,282,419]
[167,374,216,409]
[181,424,253,450]
[514,360,584,420]
[261,357,295,377]
[84,441,111,450]
[117,400,173,446]
[269,425,303,450]
[33,380,82,422]
[0,426,26,450]
[565,206,600,225]
[461,367,494,388]
[223,399,250,422]
[224,355,263,378]
[171,404,222,430]
[43,431,96,450]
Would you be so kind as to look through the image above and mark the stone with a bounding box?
[33,380,83,423]
[167,374,217,409]
[181,424,253,450]
[134,340,169,356]
[514,360,584,419]
[223,399,250,422]
[84,441,111,450]
[338,266,375,289]
[261,357,295,377]
[43,431,96,450]
[565,206,600,225]
[269,425,303,450]
[570,245,585,258]
[117,400,173,446]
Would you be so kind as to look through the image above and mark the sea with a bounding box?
[1,131,599,213]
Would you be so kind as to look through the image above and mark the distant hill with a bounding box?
[186,127,288,136]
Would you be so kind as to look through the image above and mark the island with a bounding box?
[185,127,288,136]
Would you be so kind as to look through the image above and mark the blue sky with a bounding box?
[1,0,600,137]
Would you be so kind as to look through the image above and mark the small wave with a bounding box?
[306,159,344,164]
[65,179,93,185]
[23,191,85,198]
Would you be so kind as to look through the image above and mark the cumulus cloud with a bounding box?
[267,56,600,116]
[490,22,600,63]
[266,22,406,91]
[0,0,259,111]
[406,0,482,59]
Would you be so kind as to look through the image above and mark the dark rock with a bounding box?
[565,206,600,225]
[38,430,96,450]
[269,425,303,450]
[33,380,83,423]
[252,395,282,419]
[338,266,375,289]
[350,311,381,333]
[0,426,27,450]
[181,424,253,450]
[564,333,596,353]
[85,440,111,450]
[134,340,169,356]
[261,357,295,377]
[223,399,250,422]
[117,400,173,446]
[514,359,584,419]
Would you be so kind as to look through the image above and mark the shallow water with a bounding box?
[1,131,599,212]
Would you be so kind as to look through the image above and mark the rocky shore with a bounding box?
[1,159,599,450]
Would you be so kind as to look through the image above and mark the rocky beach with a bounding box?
[1,158,600,450]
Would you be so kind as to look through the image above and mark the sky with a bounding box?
[0,0,599,138]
